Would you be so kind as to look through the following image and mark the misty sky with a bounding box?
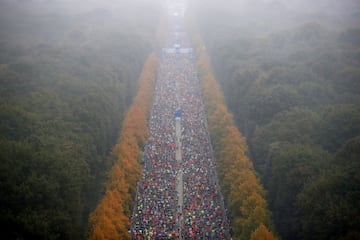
[1,0,359,13]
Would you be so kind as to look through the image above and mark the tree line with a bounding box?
[190,0,360,239]
[0,1,160,239]
[187,14,278,240]
[87,53,158,240]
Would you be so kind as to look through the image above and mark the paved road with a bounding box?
[130,0,231,239]
[175,117,183,239]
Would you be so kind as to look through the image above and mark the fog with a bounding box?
[0,1,166,239]
[193,0,360,14]
[0,0,161,13]
[0,0,359,240]
[188,1,360,239]
[0,0,163,47]
[1,0,358,38]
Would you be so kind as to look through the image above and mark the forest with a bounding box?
[1,0,359,239]
[190,0,360,239]
[0,0,160,239]
[191,26,277,239]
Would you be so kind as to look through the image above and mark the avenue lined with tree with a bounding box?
[1,1,358,240]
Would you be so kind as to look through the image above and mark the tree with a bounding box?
[267,144,331,240]
[187,20,277,239]
[251,224,278,240]
[87,54,158,240]
[298,137,360,240]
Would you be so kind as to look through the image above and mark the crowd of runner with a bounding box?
[131,2,230,239]
[178,56,229,239]
[131,55,181,239]
[131,53,230,239]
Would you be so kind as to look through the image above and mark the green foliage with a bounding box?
[247,85,301,125]
[251,105,359,238]
[252,108,321,170]
[0,104,36,140]
[298,137,360,240]
[267,144,331,240]
[190,23,277,239]
[0,1,159,239]
[317,105,360,151]
[0,140,87,239]
[192,1,360,239]
[88,53,158,240]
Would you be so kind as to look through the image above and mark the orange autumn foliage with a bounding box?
[251,224,278,240]
[87,53,159,240]
[186,14,278,240]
